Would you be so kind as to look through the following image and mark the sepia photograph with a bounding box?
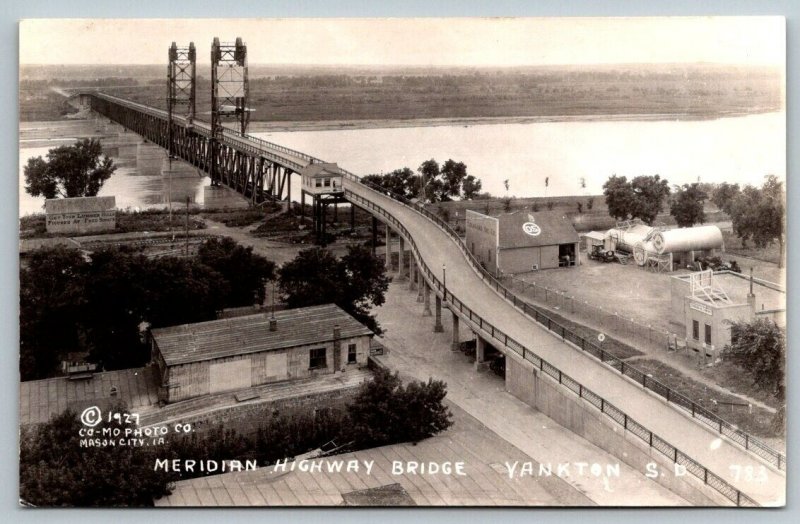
[17,16,786,508]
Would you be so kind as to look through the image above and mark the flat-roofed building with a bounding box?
[150,304,373,403]
[669,270,785,362]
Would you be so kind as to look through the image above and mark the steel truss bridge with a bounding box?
[81,92,784,507]
[87,92,309,205]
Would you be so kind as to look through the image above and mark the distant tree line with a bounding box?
[362,159,483,202]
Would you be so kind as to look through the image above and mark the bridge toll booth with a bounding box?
[300,163,348,246]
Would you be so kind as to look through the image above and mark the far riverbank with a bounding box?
[244,109,775,133]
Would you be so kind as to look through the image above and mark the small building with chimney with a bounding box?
[669,269,785,363]
[149,304,373,404]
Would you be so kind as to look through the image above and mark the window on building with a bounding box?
[315,179,322,188]
[692,320,699,340]
[309,347,327,369]
[347,343,357,364]
[704,324,712,345]
[324,178,331,187]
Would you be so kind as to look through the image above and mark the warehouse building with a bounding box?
[465,210,580,275]
[150,304,373,403]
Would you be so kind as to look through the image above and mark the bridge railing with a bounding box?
[344,187,759,507]
[342,169,785,475]
[220,127,325,167]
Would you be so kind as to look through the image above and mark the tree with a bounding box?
[576,201,583,214]
[728,175,784,267]
[278,245,389,333]
[669,183,707,227]
[24,138,116,199]
[630,174,670,225]
[602,174,670,224]
[198,237,275,307]
[365,162,481,203]
[20,245,246,378]
[20,246,89,380]
[418,159,442,202]
[586,197,594,211]
[362,167,420,200]
[83,250,228,370]
[440,159,467,200]
[462,174,482,200]
[722,318,785,401]
[711,182,740,214]
[602,175,635,221]
[347,368,452,448]
[20,409,174,506]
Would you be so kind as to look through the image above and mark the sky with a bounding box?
[19,17,785,67]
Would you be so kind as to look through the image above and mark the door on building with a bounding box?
[209,359,252,394]
[558,243,576,267]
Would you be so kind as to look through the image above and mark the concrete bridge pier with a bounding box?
[385,226,392,270]
[434,295,444,332]
[451,313,460,351]
[474,335,488,370]
[397,237,407,280]
[422,281,432,316]
[408,257,417,290]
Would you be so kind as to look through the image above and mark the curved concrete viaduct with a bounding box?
[342,178,784,507]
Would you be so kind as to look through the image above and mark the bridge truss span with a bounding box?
[87,92,316,204]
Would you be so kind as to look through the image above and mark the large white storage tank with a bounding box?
[651,225,724,254]
[605,223,654,253]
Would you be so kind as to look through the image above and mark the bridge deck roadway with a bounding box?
[343,178,785,506]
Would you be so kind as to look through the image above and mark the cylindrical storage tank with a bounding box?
[651,225,723,254]
[632,240,657,266]
[605,224,654,253]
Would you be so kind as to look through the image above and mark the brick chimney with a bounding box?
[747,267,756,314]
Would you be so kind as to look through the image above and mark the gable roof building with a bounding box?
[150,304,374,403]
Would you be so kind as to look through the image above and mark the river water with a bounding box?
[19,112,784,217]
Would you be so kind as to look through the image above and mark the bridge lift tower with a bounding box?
[166,41,196,236]
[210,37,249,186]
[167,41,197,159]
